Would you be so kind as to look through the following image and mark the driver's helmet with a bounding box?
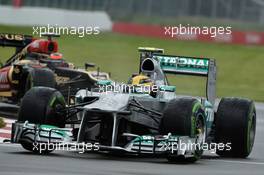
[49,53,63,60]
[130,74,153,86]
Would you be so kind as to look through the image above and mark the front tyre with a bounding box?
[159,98,206,163]
[18,87,66,153]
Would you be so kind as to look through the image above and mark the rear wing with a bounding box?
[153,54,217,104]
[0,34,33,67]
[0,34,33,49]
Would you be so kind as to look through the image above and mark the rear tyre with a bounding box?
[23,68,56,96]
[159,98,205,163]
[215,97,256,158]
[18,87,66,153]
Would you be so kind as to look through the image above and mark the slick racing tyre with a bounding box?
[159,98,205,163]
[215,97,256,158]
[18,87,66,154]
[23,68,56,96]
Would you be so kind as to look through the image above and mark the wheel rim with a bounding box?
[196,115,205,144]
[195,115,205,157]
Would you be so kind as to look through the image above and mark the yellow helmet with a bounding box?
[130,74,153,86]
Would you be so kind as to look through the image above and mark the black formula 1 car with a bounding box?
[11,47,256,163]
[0,33,109,106]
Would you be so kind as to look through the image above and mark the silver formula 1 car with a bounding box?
[11,47,256,163]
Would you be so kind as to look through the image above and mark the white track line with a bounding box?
[207,159,264,165]
[0,143,20,147]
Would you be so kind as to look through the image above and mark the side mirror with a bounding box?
[85,62,96,70]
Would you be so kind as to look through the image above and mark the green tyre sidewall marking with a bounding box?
[191,101,204,160]
[191,101,203,137]
[247,103,255,154]
[48,92,66,108]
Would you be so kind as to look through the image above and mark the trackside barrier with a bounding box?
[0,6,112,31]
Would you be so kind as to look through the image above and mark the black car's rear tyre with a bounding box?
[215,97,256,158]
[159,98,205,163]
[18,87,66,153]
[24,68,56,95]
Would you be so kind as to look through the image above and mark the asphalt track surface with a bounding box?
[0,103,263,175]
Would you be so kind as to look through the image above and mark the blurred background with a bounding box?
[1,0,264,29]
[0,0,263,101]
